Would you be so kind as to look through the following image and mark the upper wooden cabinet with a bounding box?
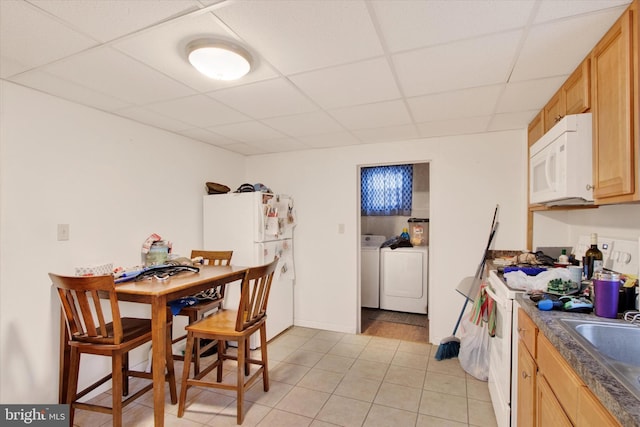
[527,111,544,147]
[543,59,591,134]
[565,58,591,116]
[591,1,639,203]
[543,89,566,133]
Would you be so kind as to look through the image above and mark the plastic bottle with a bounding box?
[558,249,569,264]
[400,228,410,241]
[583,233,603,280]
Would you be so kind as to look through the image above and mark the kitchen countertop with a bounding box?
[517,294,640,427]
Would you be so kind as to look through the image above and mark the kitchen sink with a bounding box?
[558,318,640,400]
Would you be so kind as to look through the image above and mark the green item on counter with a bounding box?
[547,278,579,293]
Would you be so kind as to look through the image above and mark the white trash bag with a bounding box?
[458,316,490,381]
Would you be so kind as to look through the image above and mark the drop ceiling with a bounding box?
[0,0,631,155]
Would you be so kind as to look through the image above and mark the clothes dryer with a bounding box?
[380,246,428,314]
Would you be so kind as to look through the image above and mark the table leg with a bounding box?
[58,310,70,404]
[152,296,167,427]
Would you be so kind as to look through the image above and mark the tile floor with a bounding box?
[73,326,498,426]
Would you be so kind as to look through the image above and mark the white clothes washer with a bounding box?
[380,246,428,314]
[361,235,386,308]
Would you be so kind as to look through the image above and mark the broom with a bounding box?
[435,206,498,361]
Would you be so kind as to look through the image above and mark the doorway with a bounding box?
[358,162,430,343]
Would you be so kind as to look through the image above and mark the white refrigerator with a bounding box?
[203,192,296,349]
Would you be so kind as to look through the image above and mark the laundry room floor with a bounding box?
[361,308,429,343]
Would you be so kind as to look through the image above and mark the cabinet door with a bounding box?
[517,340,536,427]
[577,387,622,427]
[592,8,635,201]
[564,58,591,115]
[543,89,566,132]
[536,374,572,427]
[528,111,544,146]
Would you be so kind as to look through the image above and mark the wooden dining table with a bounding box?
[58,264,248,427]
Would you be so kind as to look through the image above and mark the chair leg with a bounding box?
[216,340,225,383]
[260,325,269,392]
[112,353,124,427]
[122,352,129,396]
[165,327,177,404]
[178,333,195,418]
[244,339,250,376]
[236,338,245,425]
[191,312,201,376]
[66,348,81,426]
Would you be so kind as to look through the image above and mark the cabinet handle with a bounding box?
[586,184,594,190]
[522,371,530,379]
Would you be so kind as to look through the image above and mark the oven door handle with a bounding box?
[484,284,510,310]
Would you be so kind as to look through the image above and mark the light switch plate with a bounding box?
[57,224,69,241]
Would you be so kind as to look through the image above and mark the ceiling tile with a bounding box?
[261,111,345,137]
[177,128,239,146]
[290,57,401,109]
[40,46,197,104]
[246,138,310,153]
[417,116,491,138]
[353,124,420,144]
[495,76,567,113]
[207,121,285,143]
[27,0,201,43]
[488,110,538,132]
[299,131,361,149]
[394,30,522,97]
[114,106,193,132]
[534,0,630,25]
[212,0,383,74]
[112,11,279,93]
[10,69,132,111]
[147,94,248,128]
[510,8,625,82]
[208,78,317,119]
[407,85,503,123]
[329,100,412,130]
[372,0,535,52]
[0,0,96,77]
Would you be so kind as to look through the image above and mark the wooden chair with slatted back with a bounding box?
[177,258,279,425]
[50,273,177,427]
[171,250,233,374]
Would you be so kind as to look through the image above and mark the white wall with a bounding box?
[533,205,640,255]
[245,131,529,342]
[0,82,246,404]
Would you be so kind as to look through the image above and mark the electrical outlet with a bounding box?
[57,224,69,241]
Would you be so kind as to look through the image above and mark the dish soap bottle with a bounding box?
[558,249,569,264]
[583,233,603,279]
[400,228,410,241]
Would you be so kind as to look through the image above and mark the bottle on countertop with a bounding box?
[558,249,569,264]
[583,233,604,280]
[400,228,410,241]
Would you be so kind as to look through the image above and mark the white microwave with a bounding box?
[529,113,593,206]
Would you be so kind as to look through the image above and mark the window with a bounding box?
[361,165,413,216]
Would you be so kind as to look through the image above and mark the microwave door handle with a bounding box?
[544,149,556,192]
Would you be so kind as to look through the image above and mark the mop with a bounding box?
[435,205,498,361]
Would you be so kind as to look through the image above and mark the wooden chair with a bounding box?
[171,250,233,374]
[50,273,177,427]
[178,258,279,424]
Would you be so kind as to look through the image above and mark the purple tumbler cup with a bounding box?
[593,271,620,319]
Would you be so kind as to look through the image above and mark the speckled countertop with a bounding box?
[516,294,640,427]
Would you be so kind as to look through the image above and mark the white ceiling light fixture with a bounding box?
[186,39,252,81]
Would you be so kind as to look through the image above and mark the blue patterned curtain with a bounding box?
[361,165,413,216]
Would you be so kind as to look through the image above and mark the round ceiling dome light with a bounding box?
[186,39,252,81]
